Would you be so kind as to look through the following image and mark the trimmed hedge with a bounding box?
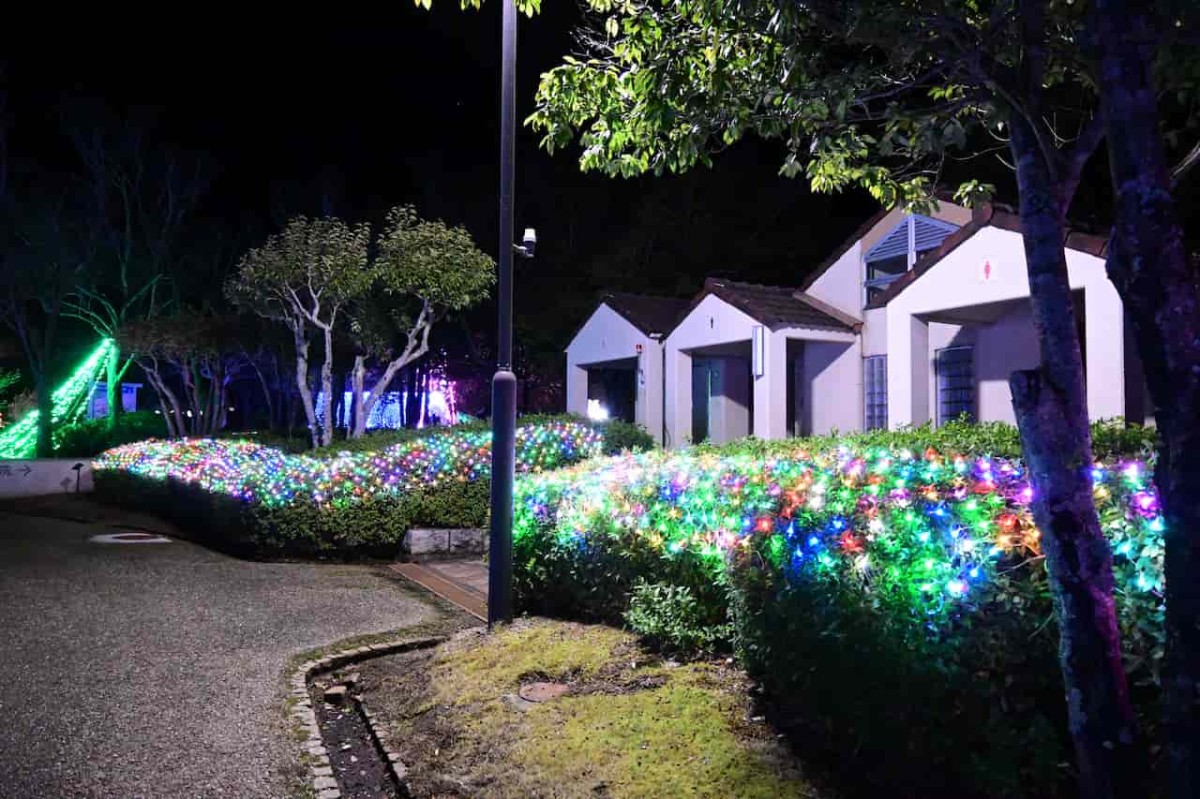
[305,414,655,458]
[511,427,1164,797]
[96,468,489,558]
[54,410,168,457]
[93,418,612,558]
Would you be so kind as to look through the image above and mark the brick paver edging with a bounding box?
[287,636,443,799]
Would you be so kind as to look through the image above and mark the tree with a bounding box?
[1090,1,1200,794]
[523,1,1200,794]
[60,109,207,430]
[0,193,84,457]
[120,312,249,438]
[347,206,494,438]
[225,216,372,448]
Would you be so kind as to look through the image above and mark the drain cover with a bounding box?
[518,682,569,703]
[89,530,171,545]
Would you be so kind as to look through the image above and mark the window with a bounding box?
[864,355,888,430]
[864,214,959,304]
[936,346,975,424]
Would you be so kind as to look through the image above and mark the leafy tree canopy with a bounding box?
[225,216,373,329]
[527,0,1199,211]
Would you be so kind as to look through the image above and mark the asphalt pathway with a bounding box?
[0,505,438,799]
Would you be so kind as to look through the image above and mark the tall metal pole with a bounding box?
[488,0,518,628]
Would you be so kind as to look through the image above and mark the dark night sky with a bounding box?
[0,7,934,385]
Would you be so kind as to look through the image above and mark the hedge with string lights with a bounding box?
[512,442,1165,795]
[93,418,606,556]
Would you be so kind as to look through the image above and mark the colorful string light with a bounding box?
[513,445,1164,615]
[0,339,115,459]
[93,420,604,509]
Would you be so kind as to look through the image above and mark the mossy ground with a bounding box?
[358,618,821,799]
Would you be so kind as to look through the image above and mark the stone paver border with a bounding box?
[288,636,442,799]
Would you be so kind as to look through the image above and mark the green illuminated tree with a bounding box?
[524,0,1198,794]
[346,206,494,438]
[225,216,373,449]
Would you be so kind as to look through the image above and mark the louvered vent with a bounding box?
[865,214,959,262]
[913,215,959,252]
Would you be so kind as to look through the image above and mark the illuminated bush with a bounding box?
[512,444,1164,795]
[93,419,604,556]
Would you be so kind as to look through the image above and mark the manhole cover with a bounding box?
[89,530,171,545]
[518,682,569,703]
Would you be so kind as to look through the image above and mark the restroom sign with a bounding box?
[979,260,994,283]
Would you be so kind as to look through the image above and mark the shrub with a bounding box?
[55,411,168,457]
[595,418,655,454]
[624,581,732,654]
[511,441,1164,797]
[93,419,602,557]
[700,415,1157,463]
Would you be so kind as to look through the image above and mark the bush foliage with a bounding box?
[93,416,631,557]
[55,410,168,457]
[512,422,1163,797]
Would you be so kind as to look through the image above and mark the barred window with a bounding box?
[864,355,888,430]
[936,346,976,424]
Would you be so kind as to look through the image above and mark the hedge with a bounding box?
[54,410,169,457]
[511,427,1164,797]
[93,417,635,557]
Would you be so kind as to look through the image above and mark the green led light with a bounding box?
[0,339,114,459]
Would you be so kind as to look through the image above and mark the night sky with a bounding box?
[1,7,999,400]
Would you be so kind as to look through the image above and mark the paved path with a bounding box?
[0,503,439,799]
[390,560,488,620]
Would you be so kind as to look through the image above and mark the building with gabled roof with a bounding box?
[566,200,1145,447]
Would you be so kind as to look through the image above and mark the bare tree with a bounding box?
[59,106,207,428]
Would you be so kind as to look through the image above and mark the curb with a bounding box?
[288,636,442,799]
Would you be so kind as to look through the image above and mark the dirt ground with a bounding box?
[354,618,822,799]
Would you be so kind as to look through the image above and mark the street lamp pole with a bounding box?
[488,0,519,628]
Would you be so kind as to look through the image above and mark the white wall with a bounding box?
[0,460,93,499]
[862,308,888,356]
[708,357,751,443]
[885,225,1125,426]
[665,295,860,447]
[806,241,863,319]
[664,295,761,446]
[804,340,862,434]
[566,303,665,443]
[808,203,973,320]
[973,305,1040,424]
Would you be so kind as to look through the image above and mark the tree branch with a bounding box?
[1170,138,1200,188]
[1059,113,1107,215]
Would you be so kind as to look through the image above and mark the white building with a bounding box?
[566,202,1147,447]
[565,293,689,445]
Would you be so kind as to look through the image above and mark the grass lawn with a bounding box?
[356,618,821,799]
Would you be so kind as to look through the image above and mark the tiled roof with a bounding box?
[600,292,690,337]
[864,203,1110,309]
[701,278,859,331]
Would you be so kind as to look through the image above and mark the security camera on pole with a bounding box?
[488,0,533,629]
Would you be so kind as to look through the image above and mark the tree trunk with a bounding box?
[142,365,183,439]
[1009,118,1141,798]
[145,375,178,439]
[419,366,430,427]
[1093,2,1200,794]
[406,363,423,429]
[319,324,334,448]
[291,323,318,449]
[351,355,367,438]
[34,372,54,458]
[106,344,122,431]
[250,358,274,432]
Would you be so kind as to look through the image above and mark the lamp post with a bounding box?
[488,0,520,629]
